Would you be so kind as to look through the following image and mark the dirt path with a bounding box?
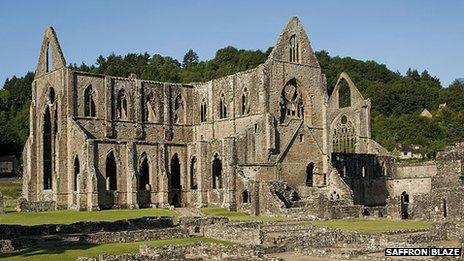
[174,207,204,217]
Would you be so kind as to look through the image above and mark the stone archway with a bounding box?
[43,107,52,190]
[168,153,181,207]
[306,162,314,187]
[400,191,409,219]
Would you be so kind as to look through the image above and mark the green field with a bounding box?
[312,219,432,233]
[0,208,176,226]
[200,207,290,222]
[0,179,22,212]
[0,237,233,261]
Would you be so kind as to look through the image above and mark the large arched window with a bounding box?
[144,92,156,122]
[200,98,207,123]
[139,153,150,190]
[212,154,222,189]
[241,88,249,115]
[43,107,52,190]
[116,89,128,120]
[74,156,80,191]
[219,93,227,119]
[84,85,96,117]
[279,78,304,123]
[332,115,357,153]
[106,151,117,191]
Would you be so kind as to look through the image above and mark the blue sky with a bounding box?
[0,1,462,86]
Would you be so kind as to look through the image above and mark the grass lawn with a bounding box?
[200,207,290,222]
[0,208,177,226]
[312,219,432,233]
[0,237,233,261]
[0,179,22,212]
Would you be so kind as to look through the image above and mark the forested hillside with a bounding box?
[1,47,463,158]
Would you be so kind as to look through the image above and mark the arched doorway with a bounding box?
[137,154,150,208]
[169,153,181,207]
[306,162,314,187]
[212,154,222,189]
[400,191,409,219]
[43,107,52,190]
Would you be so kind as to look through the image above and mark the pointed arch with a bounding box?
[168,153,181,207]
[174,94,185,124]
[144,91,156,122]
[116,89,128,120]
[105,150,117,191]
[242,189,251,203]
[84,85,96,117]
[306,162,314,187]
[200,98,207,123]
[212,153,223,189]
[43,107,52,190]
[280,78,304,123]
[241,88,249,115]
[219,92,227,119]
[332,115,357,153]
[49,87,56,104]
[330,72,366,109]
[36,27,66,78]
[73,155,80,191]
[138,153,150,190]
[289,34,299,63]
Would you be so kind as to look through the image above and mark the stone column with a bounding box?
[135,79,144,139]
[86,140,100,211]
[158,143,169,206]
[126,142,138,209]
[223,137,237,210]
[104,76,114,138]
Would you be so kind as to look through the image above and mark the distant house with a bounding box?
[0,155,18,177]
[396,144,425,160]
[420,109,432,118]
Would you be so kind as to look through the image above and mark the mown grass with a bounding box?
[312,219,432,233]
[0,208,177,226]
[0,180,22,212]
[0,237,233,261]
[200,207,290,222]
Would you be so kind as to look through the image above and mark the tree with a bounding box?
[182,49,199,68]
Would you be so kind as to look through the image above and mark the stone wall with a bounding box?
[16,198,56,212]
[0,216,175,240]
[203,221,263,245]
[78,243,277,261]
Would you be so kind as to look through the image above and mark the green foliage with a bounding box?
[1,47,463,159]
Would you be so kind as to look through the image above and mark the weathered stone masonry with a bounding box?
[21,17,463,220]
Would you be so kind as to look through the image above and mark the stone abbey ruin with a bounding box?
[21,17,464,221]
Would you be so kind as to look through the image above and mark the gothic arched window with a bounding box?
[289,34,299,63]
[200,98,207,123]
[116,89,128,120]
[174,94,184,124]
[241,88,249,115]
[144,91,156,122]
[84,85,96,117]
[219,93,227,119]
[332,115,357,153]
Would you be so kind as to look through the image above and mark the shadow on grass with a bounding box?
[0,243,97,259]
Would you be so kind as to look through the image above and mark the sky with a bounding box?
[0,1,463,87]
